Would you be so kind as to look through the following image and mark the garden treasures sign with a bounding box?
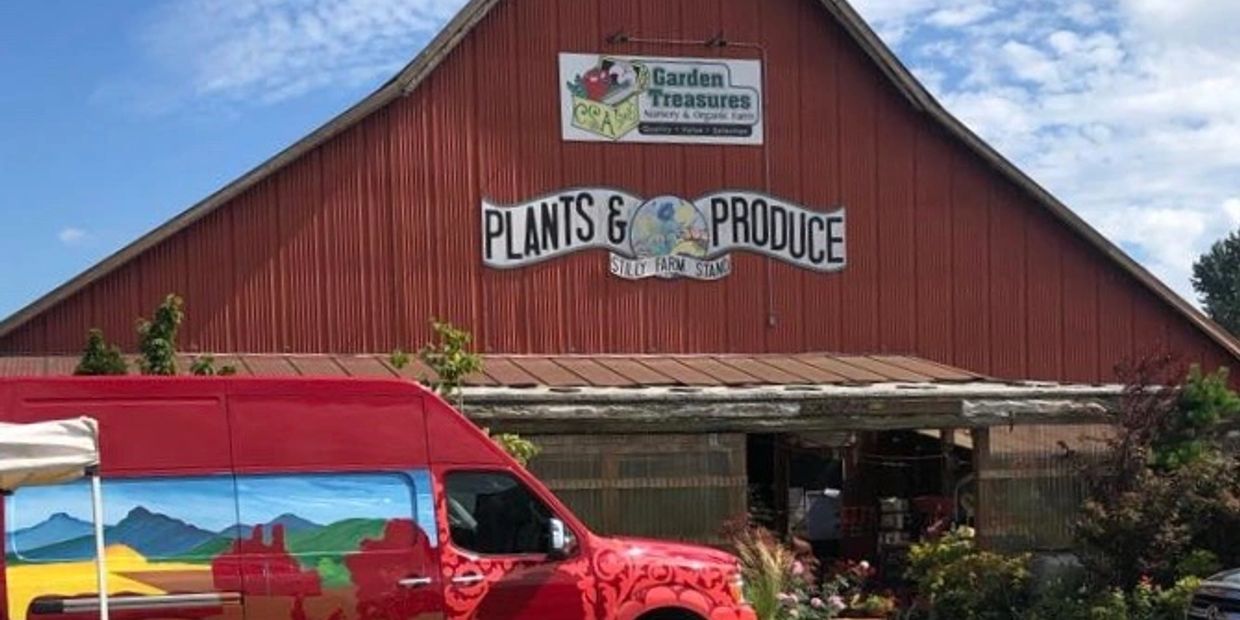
[482,190,846,281]
[560,53,763,145]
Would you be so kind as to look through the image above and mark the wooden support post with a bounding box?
[971,427,991,548]
[940,428,957,497]
[773,433,791,538]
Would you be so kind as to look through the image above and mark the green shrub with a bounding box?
[136,294,184,375]
[74,329,128,375]
[905,527,1031,620]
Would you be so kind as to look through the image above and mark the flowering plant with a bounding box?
[730,524,840,619]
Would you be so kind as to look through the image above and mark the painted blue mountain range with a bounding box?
[7,508,323,561]
[5,512,93,554]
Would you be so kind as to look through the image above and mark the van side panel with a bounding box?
[3,380,241,620]
[226,386,444,619]
[227,392,428,470]
[423,397,508,466]
[4,379,230,474]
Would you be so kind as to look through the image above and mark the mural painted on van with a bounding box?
[4,471,440,620]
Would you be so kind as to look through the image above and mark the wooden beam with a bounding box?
[466,395,1116,434]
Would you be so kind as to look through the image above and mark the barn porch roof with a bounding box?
[0,353,1121,433]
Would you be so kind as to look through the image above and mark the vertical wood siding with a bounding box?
[1,0,1233,386]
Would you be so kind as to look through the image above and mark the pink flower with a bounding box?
[810,597,826,609]
[792,561,806,576]
[827,595,847,612]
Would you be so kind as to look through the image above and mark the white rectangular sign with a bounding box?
[482,189,845,281]
[559,53,764,145]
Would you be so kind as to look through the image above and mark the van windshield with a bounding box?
[1215,569,1240,585]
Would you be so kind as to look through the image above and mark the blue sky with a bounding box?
[2,0,1238,321]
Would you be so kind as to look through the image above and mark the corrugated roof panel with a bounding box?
[876,355,979,381]
[479,357,539,387]
[678,357,760,386]
[508,357,589,387]
[757,357,848,383]
[552,358,636,388]
[640,358,723,387]
[594,358,676,386]
[839,356,929,382]
[0,352,1005,390]
[242,356,300,377]
[385,356,438,384]
[333,355,398,378]
[44,356,77,377]
[716,357,804,384]
[796,355,888,382]
[287,355,348,377]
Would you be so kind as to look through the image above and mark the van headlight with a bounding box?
[730,574,747,604]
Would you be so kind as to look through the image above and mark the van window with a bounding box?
[236,471,429,551]
[445,471,555,555]
[4,475,235,562]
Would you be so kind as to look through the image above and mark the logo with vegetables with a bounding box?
[566,58,650,140]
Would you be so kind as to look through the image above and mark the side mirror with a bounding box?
[548,517,568,559]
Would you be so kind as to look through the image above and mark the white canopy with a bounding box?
[0,417,100,492]
[1,417,109,620]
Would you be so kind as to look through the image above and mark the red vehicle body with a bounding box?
[0,377,754,620]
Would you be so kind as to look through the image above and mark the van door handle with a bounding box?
[451,573,486,585]
[398,576,433,588]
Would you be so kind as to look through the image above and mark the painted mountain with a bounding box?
[15,507,217,561]
[218,513,323,538]
[184,517,386,565]
[6,512,93,554]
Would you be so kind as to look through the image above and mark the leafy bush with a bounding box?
[487,431,540,466]
[74,328,127,375]
[136,294,184,375]
[1075,361,1240,589]
[905,527,1031,620]
[1154,366,1240,470]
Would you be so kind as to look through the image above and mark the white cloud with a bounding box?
[927,3,995,27]
[112,0,467,107]
[1224,199,1240,227]
[851,0,1240,303]
[58,228,89,246]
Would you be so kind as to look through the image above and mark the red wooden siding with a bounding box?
[1,0,1234,386]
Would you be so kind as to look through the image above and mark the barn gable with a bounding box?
[1,0,1236,385]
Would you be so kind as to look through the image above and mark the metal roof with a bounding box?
[0,353,1123,432]
[1,0,1234,364]
[0,352,982,388]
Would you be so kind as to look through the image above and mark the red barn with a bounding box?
[1,0,1236,553]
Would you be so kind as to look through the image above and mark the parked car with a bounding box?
[1189,569,1240,619]
[1,377,755,620]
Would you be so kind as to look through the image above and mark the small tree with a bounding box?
[74,329,128,376]
[136,294,184,376]
[410,319,540,466]
[1193,229,1240,337]
[417,320,481,409]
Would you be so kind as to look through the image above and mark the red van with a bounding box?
[0,377,754,620]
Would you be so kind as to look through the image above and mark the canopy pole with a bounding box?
[88,468,109,620]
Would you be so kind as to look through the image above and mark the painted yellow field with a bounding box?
[7,545,210,620]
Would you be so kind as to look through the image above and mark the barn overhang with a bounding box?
[463,382,1120,434]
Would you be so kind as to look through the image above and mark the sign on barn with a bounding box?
[482,189,846,280]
